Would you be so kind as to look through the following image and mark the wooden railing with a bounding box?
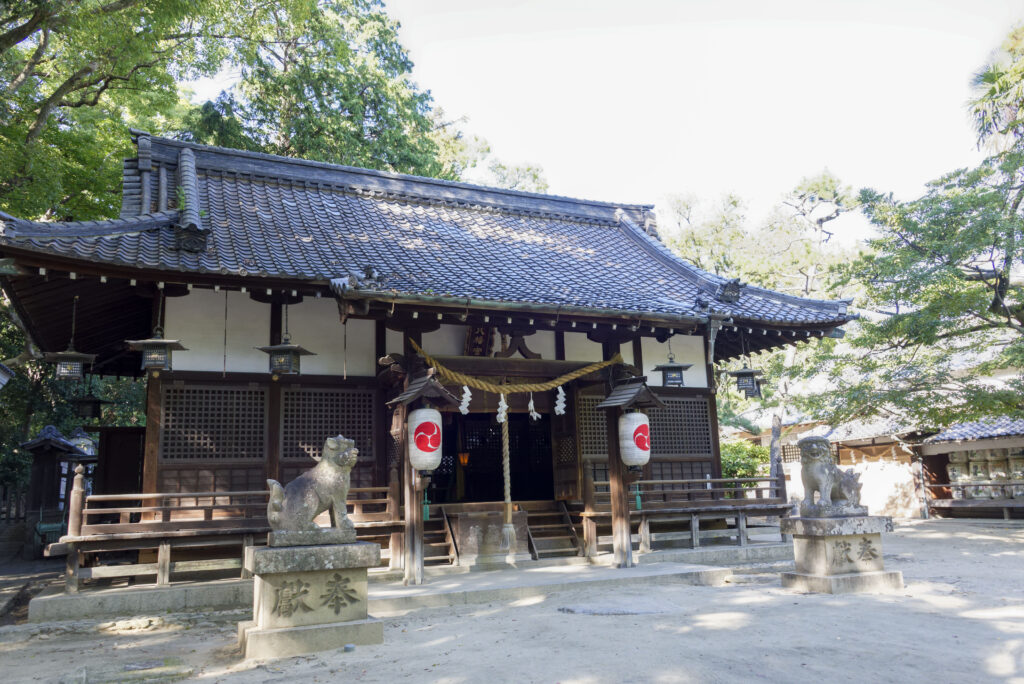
[579,469,790,556]
[583,470,786,513]
[59,464,404,591]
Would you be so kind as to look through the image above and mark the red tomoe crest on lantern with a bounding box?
[633,423,651,451]
[414,421,441,452]
[619,412,652,468]
[408,408,443,471]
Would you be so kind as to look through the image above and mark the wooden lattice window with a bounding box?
[160,385,267,462]
[648,397,714,459]
[281,387,378,487]
[576,395,608,458]
[159,464,266,493]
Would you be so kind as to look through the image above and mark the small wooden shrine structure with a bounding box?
[0,132,855,582]
[19,425,95,557]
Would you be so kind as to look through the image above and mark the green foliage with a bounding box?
[483,159,549,193]
[720,440,770,480]
[971,24,1024,149]
[797,153,1024,429]
[664,174,858,431]
[0,294,145,488]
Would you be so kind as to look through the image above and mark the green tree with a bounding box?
[800,155,1024,428]
[796,24,1024,430]
[719,440,770,483]
[215,0,455,177]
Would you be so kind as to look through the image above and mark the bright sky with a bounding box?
[380,0,1019,243]
[191,1,1019,244]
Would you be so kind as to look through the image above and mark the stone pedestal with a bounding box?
[239,541,382,659]
[449,511,531,567]
[780,516,903,594]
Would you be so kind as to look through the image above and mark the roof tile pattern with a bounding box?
[0,138,852,326]
[927,417,1024,443]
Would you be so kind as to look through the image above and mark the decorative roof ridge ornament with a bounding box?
[174,147,207,253]
[716,278,745,304]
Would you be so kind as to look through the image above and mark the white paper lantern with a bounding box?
[408,408,443,471]
[619,412,652,468]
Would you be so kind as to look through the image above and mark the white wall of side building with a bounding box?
[784,460,925,518]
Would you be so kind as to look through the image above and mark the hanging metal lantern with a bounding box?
[126,327,188,373]
[258,336,315,378]
[126,293,187,374]
[619,411,652,468]
[71,385,113,420]
[408,407,443,472]
[257,304,315,379]
[728,364,764,398]
[653,352,692,388]
[44,296,95,381]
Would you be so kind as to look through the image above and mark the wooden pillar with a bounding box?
[603,338,632,568]
[402,331,426,585]
[704,333,723,479]
[141,373,163,494]
[387,465,403,571]
[266,302,283,483]
[606,406,633,568]
[582,467,597,557]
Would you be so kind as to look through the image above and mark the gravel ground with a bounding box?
[1,519,1022,683]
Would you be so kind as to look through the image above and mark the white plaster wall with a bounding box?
[386,327,404,357]
[641,335,707,388]
[165,289,269,372]
[563,332,603,362]
[421,324,467,356]
[288,298,375,376]
[530,330,557,360]
[784,461,923,518]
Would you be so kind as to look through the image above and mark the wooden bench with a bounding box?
[56,466,405,593]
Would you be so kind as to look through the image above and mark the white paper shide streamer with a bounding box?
[528,392,541,421]
[554,386,566,415]
[459,385,472,415]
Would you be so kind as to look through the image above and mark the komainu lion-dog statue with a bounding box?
[267,435,359,534]
[799,435,866,517]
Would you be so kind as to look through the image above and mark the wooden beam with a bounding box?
[141,374,162,494]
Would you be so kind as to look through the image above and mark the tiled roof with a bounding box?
[926,418,1024,443]
[0,134,854,327]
